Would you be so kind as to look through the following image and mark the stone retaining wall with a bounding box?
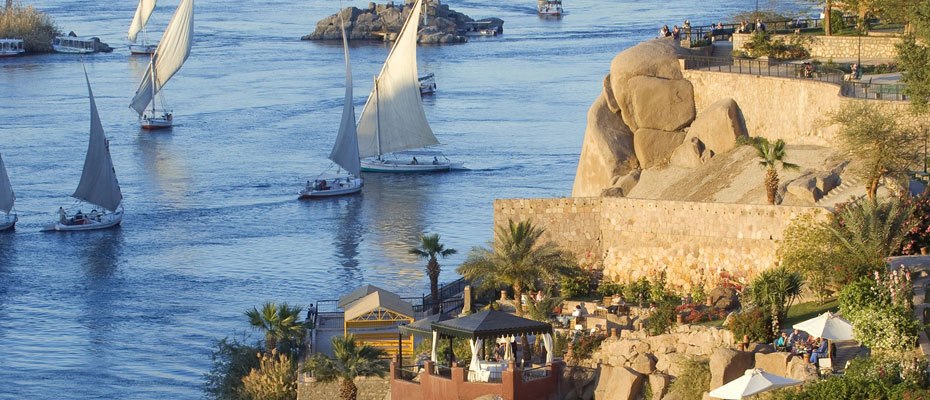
[298,376,389,400]
[494,197,830,291]
[732,33,901,59]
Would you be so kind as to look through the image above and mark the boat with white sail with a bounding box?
[356,0,461,173]
[128,0,158,55]
[300,15,363,199]
[0,154,17,231]
[129,0,193,130]
[0,39,25,57]
[44,68,124,232]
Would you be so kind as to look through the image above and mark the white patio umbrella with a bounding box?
[709,368,802,399]
[792,311,854,341]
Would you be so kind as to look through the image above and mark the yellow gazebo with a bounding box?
[342,288,415,358]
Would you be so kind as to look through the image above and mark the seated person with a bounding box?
[809,338,829,364]
[774,332,789,351]
[411,157,419,165]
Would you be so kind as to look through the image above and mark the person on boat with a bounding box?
[432,156,439,165]
[411,157,419,165]
[320,180,329,190]
[59,207,67,224]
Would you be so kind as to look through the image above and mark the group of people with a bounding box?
[736,19,767,34]
[658,20,692,40]
[58,206,102,225]
[409,156,441,165]
[774,329,833,364]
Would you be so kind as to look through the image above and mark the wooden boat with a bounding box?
[129,0,193,129]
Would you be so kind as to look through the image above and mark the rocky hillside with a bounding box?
[303,0,503,44]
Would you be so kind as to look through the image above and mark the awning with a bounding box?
[431,310,553,340]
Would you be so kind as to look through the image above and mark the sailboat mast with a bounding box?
[149,53,157,115]
[374,76,382,159]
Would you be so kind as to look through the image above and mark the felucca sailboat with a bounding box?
[129,0,193,130]
[128,0,158,55]
[356,0,462,172]
[0,154,17,231]
[299,14,363,199]
[44,68,124,232]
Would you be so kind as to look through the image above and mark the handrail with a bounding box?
[680,15,866,43]
[522,365,551,382]
[679,55,908,101]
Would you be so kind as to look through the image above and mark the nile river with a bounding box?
[0,0,806,397]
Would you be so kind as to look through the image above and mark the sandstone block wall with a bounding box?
[732,33,900,59]
[494,197,830,291]
[298,376,389,400]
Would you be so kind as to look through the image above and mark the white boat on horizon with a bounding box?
[300,15,363,200]
[44,67,124,232]
[128,0,159,55]
[129,0,193,130]
[0,154,17,231]
[538,0,563,16]
[356,0,460,173]
[0,39,25,57]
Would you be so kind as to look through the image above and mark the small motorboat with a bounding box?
[299,175,363,199]
[419,73,437,95]
[537,0,563,16]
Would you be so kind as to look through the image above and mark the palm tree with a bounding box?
[302,334,388,400]
[409,233,457,312]
[754,138,799,205]
[457,219,573,315]
[245,302,306,354]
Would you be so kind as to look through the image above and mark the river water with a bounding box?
[0,0,808,397]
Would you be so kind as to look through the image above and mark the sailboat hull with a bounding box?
[360,158,461,173]
[0,214,16,231]
[43,208,123,232]
[140,114,173,130]
[298,177,363,199]
[129,44,158,54]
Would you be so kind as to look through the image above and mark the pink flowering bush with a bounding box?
[839,268,922,351]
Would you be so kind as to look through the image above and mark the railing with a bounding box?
[522,365,551,382]
[680,55,908,101]
[435,365,453,379]
[681,16,864,43]
[315,299,340,313]
[397,365,421,382]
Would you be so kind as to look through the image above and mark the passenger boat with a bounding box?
[0,154,17,231]
[128,0,159,55]
[299,15,363,199]
[129,0,193,129]
[418,73,436,95]
[461,21,502,36]
[44,67,124,232]
[356,0,461,173]
[537,0,563,16]
[0,39,25,57]
[52,36,99,53]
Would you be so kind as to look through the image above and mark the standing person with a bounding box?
[306,303,316,322]
[672,25,681,40]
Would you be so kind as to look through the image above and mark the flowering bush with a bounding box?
[900,193,930,256]
[840,269,921,351]
[675,303,728,324]
[728,308,775,343]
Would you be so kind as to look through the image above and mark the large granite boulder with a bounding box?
[572,92,638,197]
[708,286,740,310]
[624,76,695,132]
[685,98,748,156]
[709,348,753,389]
[634,129,686,169]
[595,365,644,400]
[670,137,705,168]
[754,352,792,376]
[630,353,658,375]
[787,356,819,381]
[649,373,672,400]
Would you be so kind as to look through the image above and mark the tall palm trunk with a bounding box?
[265,336,277,354]
[340,378,358,400]
[428,257,440,312]
[765,167,779,205]
[824,1,833,36]
[513,283,524,316]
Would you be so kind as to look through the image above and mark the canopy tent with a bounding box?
[792,312,854,341]
[430,310,556,376]
[338,284,390,309]
[708,368,802,399]
[400,312,452,337]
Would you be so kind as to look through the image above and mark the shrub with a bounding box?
[204,336,262,400]
[840,271,921,352]
[779,214,842,303]
[560,266,597,298]
[241,350,297,400]
[624,277,653,306]
[744,267,803,335]
[900,193,930,256]
[738,31,809,59]
[566,331,606,365]
[690,283,707,305]
[667,357,710,400]
[829,9,847,34]
[0,2,59,52]
[728,308,774,343]
[596,281,624,297]
[645,300,677,336]
[769,355,930,399]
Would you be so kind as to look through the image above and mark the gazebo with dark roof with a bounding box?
[431,310,553,340]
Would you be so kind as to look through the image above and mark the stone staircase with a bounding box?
[816,176,861,207]
[709,40,733,59]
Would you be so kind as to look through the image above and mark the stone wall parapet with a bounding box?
[732,33,900,60]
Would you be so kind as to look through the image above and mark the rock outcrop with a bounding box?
[573,93,638,197]
[594,365,643,400]
[709,348,753,389]
[302,0,496,43]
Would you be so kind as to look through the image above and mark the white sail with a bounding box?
[74,68,123,212]
[128,0,157,43]
[328,16,361,177]
[130,0,194,115]
[356,0,438,158]
[0,154,14,215]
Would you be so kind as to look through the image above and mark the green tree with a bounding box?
[409,233,457,312]
[302,334,389,400]
[831,102,922,200]
[744,267,804,335]
[778,214,843,302]
[241,350,297,400]
[753,138,799,205]
[830,196,915,276]
[525,292,563,323]
[245,302,306,354]
[898,35,930,113]
[457,219,574,315]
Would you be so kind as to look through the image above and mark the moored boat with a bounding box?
[300,13,363,199]
[44,67,124,233]
[128,0,158,55]
[0,39,25,57]
[537,0,563,16]
[418,72,436,95]
[0,154,17,231]
[52,36,100,53]
[356,0,461,173]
